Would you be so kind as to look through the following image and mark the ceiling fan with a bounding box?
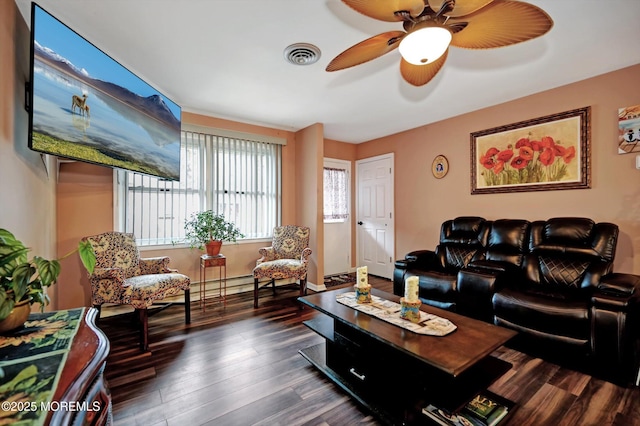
[326,0,554,86]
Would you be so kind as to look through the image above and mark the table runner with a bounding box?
[0,307,85,425]
[336,292,456,336]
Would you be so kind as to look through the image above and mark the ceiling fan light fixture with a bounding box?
[398,27,452,65]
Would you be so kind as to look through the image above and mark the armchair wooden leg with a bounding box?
[254,277,259,308]
[271,279,276,295]
[184,289,191,324]
[299,278,307,310]
[300,278,307,297]
[138,308,149,351]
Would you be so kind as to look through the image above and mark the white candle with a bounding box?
[405,276,419,302]
[356,266,368,288]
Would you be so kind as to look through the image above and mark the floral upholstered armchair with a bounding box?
[253,225,312,308]
[84,232,191,351]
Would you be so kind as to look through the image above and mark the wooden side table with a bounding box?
[200,254,227,310]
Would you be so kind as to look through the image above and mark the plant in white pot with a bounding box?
[184,211,244,256]
[0,228,96,332]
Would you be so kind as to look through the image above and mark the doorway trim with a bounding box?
[356,153,395,279]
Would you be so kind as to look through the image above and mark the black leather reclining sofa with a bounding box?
[393,216,640,384]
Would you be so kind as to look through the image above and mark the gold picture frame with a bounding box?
[432,155,449,179]
[471,107,590,195]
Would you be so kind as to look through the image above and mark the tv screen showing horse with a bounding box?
[28,3,182,181]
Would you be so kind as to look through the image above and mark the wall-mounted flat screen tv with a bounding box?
[28,3,182,180]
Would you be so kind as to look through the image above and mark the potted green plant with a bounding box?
[0,228,96,332]
[184,210,244,256]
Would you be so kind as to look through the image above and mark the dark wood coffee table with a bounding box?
[298,287,517,425]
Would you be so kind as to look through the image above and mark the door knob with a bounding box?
[357,221,363,225]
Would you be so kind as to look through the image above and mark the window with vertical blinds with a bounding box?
[119,129,282,246]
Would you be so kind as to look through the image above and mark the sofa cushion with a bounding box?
[441,216,487,245]
[438,245,482,271]
[537,255,591,289]
[529,218,618,261]
[493,287,590,342]
[484,219,530,266]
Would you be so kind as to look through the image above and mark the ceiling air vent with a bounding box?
[284,43,321,66]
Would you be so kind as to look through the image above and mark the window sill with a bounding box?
[137,237,272,252]
[324,219,348,224]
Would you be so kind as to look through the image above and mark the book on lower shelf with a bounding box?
[422,391,513,426]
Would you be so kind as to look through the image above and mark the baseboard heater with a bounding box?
[197,275,304,296]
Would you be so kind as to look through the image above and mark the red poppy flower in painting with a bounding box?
[485,147,499,157]
[539,147,556,166]
[493,161,505,174]
[541,136,555,148]
[480,155,496,169]
[519,146,534,161]
[515,138,530,149]
[553,144,566,156]
[497,148,514,163]
[510,156,529,169]
[563,146,576,163]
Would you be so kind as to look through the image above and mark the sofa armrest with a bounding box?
[597,273,640,297]
[402,250,437,269]
[257,247,277,264]
[592,273,640,310]
[393,250,437,296]
[590,273,640,383]
[140,256,172,274]
[457,268,500,322]
[467,259,519,276]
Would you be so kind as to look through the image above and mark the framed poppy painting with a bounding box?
[471,107,590,194]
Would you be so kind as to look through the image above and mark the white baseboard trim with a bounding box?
[307,282,325,292]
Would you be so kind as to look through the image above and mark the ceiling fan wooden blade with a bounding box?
[342,0,425,22]
[400,49,449,86]
[326,31,406,71]
[427,0,495,18]
[450,0,553,49]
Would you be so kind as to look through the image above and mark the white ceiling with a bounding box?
[15,0,640,144]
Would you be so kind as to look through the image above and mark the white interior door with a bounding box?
[356,154,394,279]
[323,158,351,276]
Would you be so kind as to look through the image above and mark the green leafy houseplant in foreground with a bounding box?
[0,228,96,321]
[184,211,244,251]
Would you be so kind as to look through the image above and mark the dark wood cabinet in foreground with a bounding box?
[0,307,111,426]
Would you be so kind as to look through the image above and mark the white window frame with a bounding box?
[323,160,350,224]
[115,125,284,247]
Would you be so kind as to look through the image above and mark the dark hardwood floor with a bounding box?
[97,277,640,426]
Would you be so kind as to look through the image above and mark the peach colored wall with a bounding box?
[296,124,324,286]
[324,139,357,160]
[357,64,640,274]
[54,111,300,308]
[324,139,358,269]
[56,162,113,309]
[0,1,58,310]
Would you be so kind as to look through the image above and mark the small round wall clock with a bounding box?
[431,155,449,179]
